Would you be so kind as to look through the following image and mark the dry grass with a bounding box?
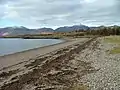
[104,36,120,44]
[110,47,120,54]
[104,36,120,54]
[70,84,88,90]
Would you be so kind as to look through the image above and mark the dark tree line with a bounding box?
[85,26,120,36]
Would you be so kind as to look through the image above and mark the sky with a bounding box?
[0,0,120,29]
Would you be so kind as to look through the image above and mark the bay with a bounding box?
[0,38,63,56]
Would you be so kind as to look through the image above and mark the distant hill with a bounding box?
[0,25,90,36]
[0,26,39,36]
[37,28,54,32]
[0,27,55,36]
[55,25,90,32]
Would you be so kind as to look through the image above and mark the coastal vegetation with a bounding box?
[3,31,86,39]
[104,36,120,54]
[86,25,120,36]
[71,84,88,90]
[104,36,120,44]
[110,47,120,54]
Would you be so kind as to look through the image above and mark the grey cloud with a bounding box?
[0,0,120,28]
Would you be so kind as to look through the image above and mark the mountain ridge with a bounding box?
[0,24,90,36]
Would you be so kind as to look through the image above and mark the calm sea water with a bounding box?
[0,38,63,56]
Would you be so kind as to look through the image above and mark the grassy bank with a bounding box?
[104,36,120,54]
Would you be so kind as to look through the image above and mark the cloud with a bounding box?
[0,0,120,28]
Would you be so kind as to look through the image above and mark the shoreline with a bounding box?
[0,38,66,57]
[0,37,95,90]
[1,36,120,90]
[0,38,88,71]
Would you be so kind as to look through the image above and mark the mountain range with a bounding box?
[55,25,89,32]
[0,24,90,36]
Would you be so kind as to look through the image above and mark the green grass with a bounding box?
[104,36,120,54]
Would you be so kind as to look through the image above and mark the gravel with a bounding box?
[75,37,120,90]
